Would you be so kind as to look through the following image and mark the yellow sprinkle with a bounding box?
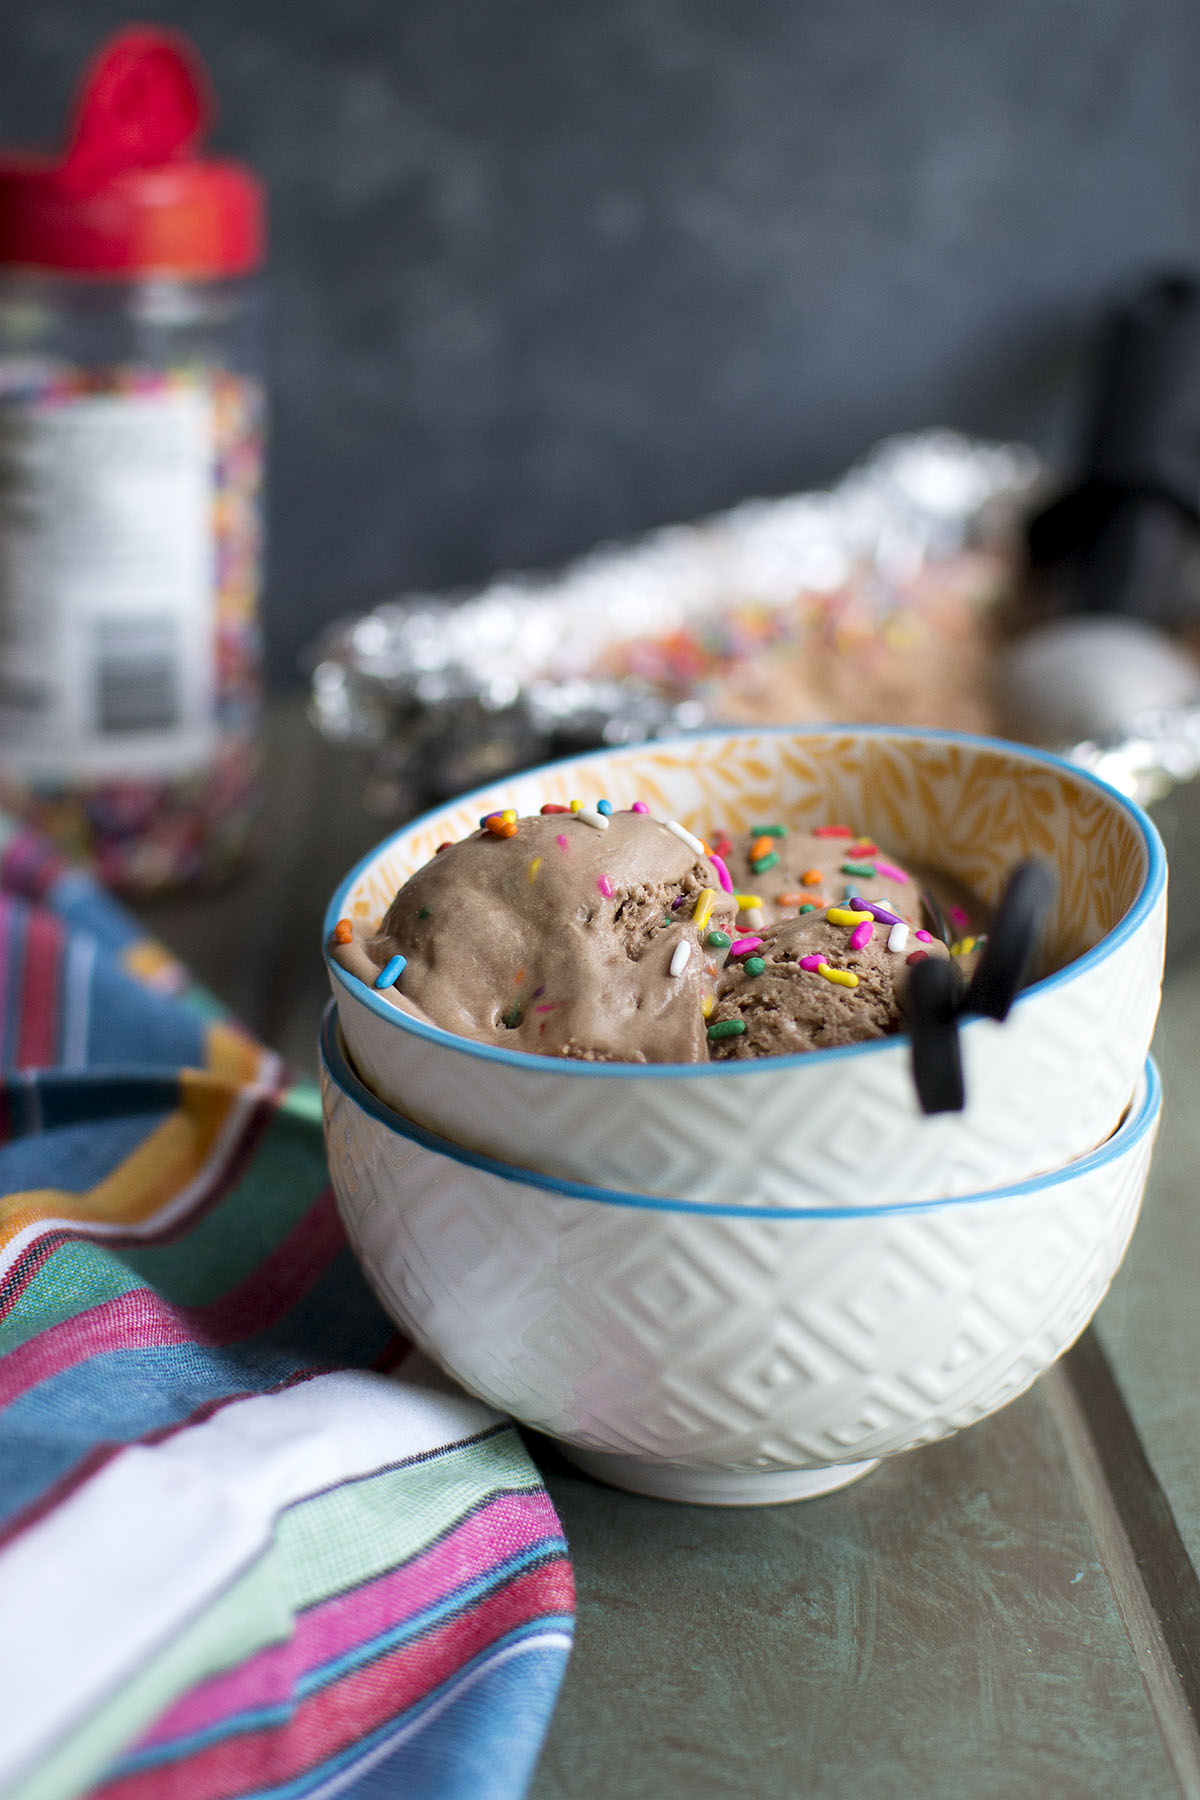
[528,857,542,882]
[700,993,714,1018]
[693,887,716,930]
[569,799,584,812]
[951,936,977,957]
[818,965,859,989]
[501,809,517,824]
[827,906,873,927]
[735,893,763,912]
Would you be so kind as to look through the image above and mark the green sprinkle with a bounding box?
[502,1007,524,1028]
[418,906,433,919]
[707,1018,747,1041]
[751,823,788,837]
[799,902,816,913]
[841,860,876,878]
[705,929,732,949]
[745,956,765,976]
[751,850,781,874]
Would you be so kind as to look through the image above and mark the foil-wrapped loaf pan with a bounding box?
[305,430,1200,825]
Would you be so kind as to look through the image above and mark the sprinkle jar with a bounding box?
[0,28,265,891]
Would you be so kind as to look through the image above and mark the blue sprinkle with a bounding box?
[597,798,614,816]
[374,953,407,989]
[843,884,861,903]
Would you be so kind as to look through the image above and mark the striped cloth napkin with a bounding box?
[0,821,574,1800]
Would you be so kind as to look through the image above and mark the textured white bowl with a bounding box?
[326,726,1167,1206]
[320,1005,1161,1505]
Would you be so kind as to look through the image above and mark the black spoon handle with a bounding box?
[962,861,1057,1023]
[908,957,966,1116]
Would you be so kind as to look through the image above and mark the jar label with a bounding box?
[0,388,218,780]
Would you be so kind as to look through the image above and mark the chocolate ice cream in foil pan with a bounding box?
[305,430,1200,822]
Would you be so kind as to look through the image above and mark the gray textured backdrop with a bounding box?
[5,1,1200,684]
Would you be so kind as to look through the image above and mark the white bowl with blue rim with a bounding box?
[320,1003,1160,1505]
[324,726,1167,1207]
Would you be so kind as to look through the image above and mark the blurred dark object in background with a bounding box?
[1026,271,1200,629]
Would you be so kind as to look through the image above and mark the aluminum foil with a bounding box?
[305,429,1200,815]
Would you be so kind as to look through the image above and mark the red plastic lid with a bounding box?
[0,28,264,278]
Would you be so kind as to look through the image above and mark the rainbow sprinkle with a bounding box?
[818,965,858,989]
[709,852,734,894]
[693,888,717,930]
[849,920,873,950]
[665,819,706,857]
[374,953,407,990]
[632,800,649,813]
[669,940,692,978]
[729,935,763,956]
[745,955,766,976]
[528,858,542,882]
[874,861,909,883]
[597,874,615,897]
[707,1018,746,1041]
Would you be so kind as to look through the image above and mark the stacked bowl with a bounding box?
[320,726,1166,1504]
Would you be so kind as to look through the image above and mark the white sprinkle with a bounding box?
[887,922,909,954]
[664,819,706,857]
[669,939,692,978]
[741,908,766,931]
[576,807,609,830]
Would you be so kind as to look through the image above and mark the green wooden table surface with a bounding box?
[130,700,1200,1800]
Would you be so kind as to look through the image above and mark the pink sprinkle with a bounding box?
[632,800,649,813]
[874,861,908,883]
[709,851,734,894]
[730,936,764,957]
[849,920,873,950]
[555,834,570,851]
[597,875,614,897]
[800,954,825,972]
[535,1002,558,1013]
[949,904,970,931]
[914,929,933,943]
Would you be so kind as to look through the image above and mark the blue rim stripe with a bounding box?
[320,1002,1161,1223]
[321,724,1167,1085]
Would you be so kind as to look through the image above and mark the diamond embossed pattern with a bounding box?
[321,1056,1158,1490]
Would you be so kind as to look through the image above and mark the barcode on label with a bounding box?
[91,616,182,734]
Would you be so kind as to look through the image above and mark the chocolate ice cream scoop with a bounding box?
[706,905,952,1060]
[715,824,925,928]
[358,807,738,1063]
